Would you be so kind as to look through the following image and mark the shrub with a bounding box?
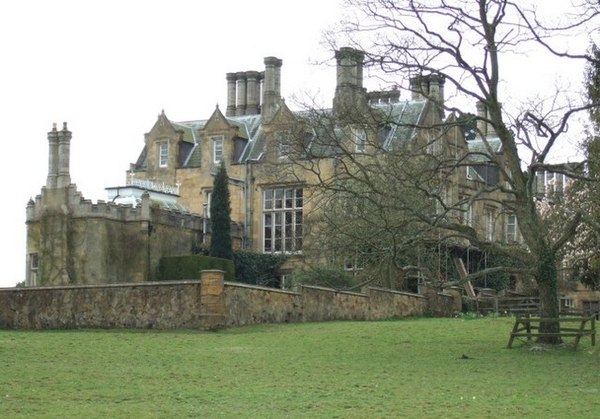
[209,162,233,260]
[289,266,356,290]
[157,255,235,282]
[233,251,287,288]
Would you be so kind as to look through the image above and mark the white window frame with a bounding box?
[212,136,224,164]
[460,196,473,227]
[352,127,367,153]
[506,213,518,243]
[205,191,212,218]
[485,209,494,242]
[159,142,169,168]
[466,166,473,181]
[263,187,303,254]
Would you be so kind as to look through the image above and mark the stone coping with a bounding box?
[0,280,202,292]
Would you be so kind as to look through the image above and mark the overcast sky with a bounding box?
[0,0,591,287]
[0,0,346,287]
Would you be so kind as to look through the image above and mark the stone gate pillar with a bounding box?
[200,270,226,329]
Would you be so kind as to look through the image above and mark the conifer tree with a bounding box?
[209,162,233,260]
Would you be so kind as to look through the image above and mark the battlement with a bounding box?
[27,183,205,230]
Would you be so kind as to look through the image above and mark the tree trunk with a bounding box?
[536,250,562,344]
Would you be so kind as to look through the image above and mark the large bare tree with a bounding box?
[288,0,599,342]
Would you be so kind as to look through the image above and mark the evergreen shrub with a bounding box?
[233,251,287,287]
[289,266,356,290]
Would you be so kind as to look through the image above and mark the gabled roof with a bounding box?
[135,98,432,168]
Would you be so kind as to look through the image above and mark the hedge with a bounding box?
[157,255,235,282]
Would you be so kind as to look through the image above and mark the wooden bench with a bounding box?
[508,315,596,349]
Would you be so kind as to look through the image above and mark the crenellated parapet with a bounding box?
[27,182,206,229]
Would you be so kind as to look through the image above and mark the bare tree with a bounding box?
[287,0,600,342]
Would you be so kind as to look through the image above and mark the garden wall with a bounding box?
[0,271,459,330]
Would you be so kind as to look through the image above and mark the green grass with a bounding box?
[0,317,598,418]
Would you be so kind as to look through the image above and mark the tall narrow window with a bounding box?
[263,187,303,253]
[506,213,518,242]
[159,142,169,167]
[460,196,473,227]
[213,136,223,163]
[29,253,39,287]
[485,209,494,241]
[352,127,366,153]
[277,131,292,159]
[205,191,212,218]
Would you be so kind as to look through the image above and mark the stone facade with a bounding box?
[25,47,599,314]
[122,47,521,276]
[24,47,523,289]
[25,124,243,286]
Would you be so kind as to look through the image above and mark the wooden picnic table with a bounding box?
[508,315,596,349]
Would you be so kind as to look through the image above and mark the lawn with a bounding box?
[0,317,598,418]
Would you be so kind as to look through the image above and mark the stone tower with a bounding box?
[26,122,74,286]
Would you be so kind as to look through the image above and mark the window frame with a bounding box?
[506,213,518,242]
[158,141,169,168]
[212,136,224,164]
[485,208,494,242]
[352,127,367,153]
[263,187,303,254]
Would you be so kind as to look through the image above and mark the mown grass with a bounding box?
[0,317,598,418]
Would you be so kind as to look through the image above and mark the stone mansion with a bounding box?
[26,47,524,287]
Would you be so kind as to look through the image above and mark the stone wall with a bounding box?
[0,281,204,329]
[0,272,459,330]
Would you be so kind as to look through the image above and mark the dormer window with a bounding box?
[276,131,292,159]
[159,142,169,167]
[213,136,223,163]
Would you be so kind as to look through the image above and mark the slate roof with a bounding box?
[380,100,428,150]
[134,99,431,169]
[239,100,429,161]
[465,135,503,185]
[466,136,503,163]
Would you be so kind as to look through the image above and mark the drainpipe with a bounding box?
[244,159,249,249]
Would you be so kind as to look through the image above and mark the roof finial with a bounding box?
[52,122,57,130]
[62,122,68,130]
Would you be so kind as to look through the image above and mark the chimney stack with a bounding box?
[245,70,261,115]
[475,101,500,137]
[56,122,72,188]
[476,101,488,136]
[262,56,283,120]
[333,47,366,117]
[226,73,237,117]
[235,72,248,116]
[46,123,59,188]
